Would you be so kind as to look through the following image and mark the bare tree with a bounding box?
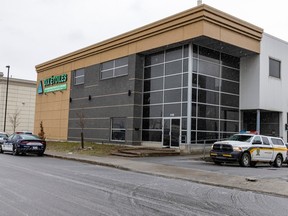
[9,109,21,133]
[76,111,85,149]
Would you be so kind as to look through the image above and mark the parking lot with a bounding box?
[132,155,288,182]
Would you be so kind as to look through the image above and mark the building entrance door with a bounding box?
[163,118,180,148]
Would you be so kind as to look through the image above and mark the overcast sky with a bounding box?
[1,0,287,81]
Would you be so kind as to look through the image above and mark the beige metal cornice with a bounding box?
[36,4,263,73]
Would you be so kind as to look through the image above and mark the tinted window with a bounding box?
[221,80,239,94]
[271,138,284,146]
[199,46,220,63]
[262,136,270,145]
[221,53,240,69]
[198,119,219,131]
[199,60,220,77]
[101,57,128,79]
[164,89,181,103]
[198,104,219,119]
[192,73,197,87]
[183,59,188,72]
[182,103,187,116]
[221,108,239,121]
[115,57,128,67]
[144,65,164,79]
[20,134,40,140]
[164,103,181,117]
[269,58,281,78]
[222,66,239,81]
[183,73,188,87]
[142,130,162,142]
[220,121,239,132]
[227,134,253,142]
[144,78,163,92]
[198,75,220,91]
[182,88,187,102]
[253,136,262,144]
[143,105,162,117]
[142,119,162,129]
[115,67,128,76]
[193,59,198,72]
[143,91,163,105]
[165,60,182,75]
[145,52,164,66]
[221,93,239,107]
[165,47,182,61]
[198,90,219,105]
[165,75,181,89]
[74,69,85,85]
[111,118,126,141]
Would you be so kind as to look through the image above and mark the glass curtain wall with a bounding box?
[191,45,240,143]
[142,45,189,142]
[142,44,240,145]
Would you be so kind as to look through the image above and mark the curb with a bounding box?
[45,153,131,171]
[45,153,288,198]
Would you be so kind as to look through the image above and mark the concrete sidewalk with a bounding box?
[45,151,288,198]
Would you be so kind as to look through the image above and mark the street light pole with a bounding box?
[3,65,10,132]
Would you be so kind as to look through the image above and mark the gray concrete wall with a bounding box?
[68,54,144,145]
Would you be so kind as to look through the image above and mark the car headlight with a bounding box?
[233,146,242,152]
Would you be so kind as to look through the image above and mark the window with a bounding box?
[111,118,126,141]
[262,136,270,145]
[271,138,284,146]
[253,136,262,144]
[101,57,128,79]
[74,69,85,85]
[269,58,281,78]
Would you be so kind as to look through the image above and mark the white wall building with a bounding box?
[241,33,288,140]
[0,74,36,134]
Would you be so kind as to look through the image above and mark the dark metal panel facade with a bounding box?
[68,54,144,145]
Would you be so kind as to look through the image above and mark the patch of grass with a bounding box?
[46,141,129,156]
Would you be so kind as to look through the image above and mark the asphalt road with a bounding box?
[0,153,288,216]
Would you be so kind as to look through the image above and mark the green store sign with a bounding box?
[38,74,68,94]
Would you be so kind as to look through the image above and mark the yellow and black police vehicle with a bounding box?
[210,133,287,167]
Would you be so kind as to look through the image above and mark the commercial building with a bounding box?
[35,4,288,148]
[0,74,36,134]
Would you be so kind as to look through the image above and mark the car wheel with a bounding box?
[13,146,19,156]
[273,154,283,168]
[213,161,222,165]
[240,152,251,167]
[37,151,44,157]
[0,145,3,153]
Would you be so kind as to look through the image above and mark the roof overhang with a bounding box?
[36,4,263,72]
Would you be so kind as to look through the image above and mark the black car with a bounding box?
[1,134,46,156]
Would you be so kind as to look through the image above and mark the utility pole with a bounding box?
[3,65,10,132]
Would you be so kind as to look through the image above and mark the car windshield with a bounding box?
[19,134,40,140]
[226,134,253,142]
[0,134,7,138]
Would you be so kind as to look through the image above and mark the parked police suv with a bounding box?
[210,133,287,167]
